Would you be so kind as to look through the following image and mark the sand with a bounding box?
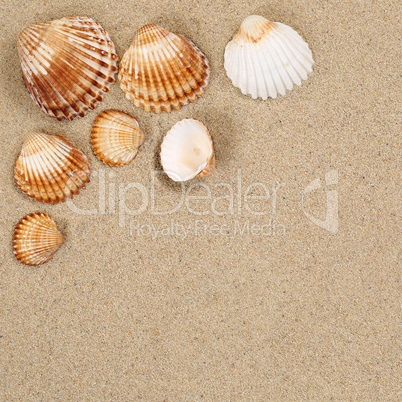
[0,0,400,400]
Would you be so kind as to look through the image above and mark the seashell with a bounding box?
[13,212,64,266]
[160,119,214,182]
[17,16,118,120]
[224,15,314,99]
[15,132,91,204]
[118,24,210,113]
[91,110,145,166]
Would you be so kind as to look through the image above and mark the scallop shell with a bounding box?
[160,119,214,182]
[17,16,118,120]
[91,110,145,166]
[15,132,91,204]
[224,15,314,99]
[118,24,210,113]
[13,212,64,266]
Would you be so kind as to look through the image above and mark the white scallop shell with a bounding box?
[224,15,314,99]
[160,119,215,182]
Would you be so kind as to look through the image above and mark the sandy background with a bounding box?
[0,0,400,400]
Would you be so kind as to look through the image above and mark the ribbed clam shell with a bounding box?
[224,15,314,99]
[17,16,118,120]
[15,132,91,204]
[91,110,145,166]
[13,212,64,266]
[119,24,210,113]
[160,119,214,182]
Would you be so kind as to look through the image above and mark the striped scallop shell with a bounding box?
[13,212,64,266]
[224,15,314,99]
[91,110,145,166]
[17,16,118,120]
[14,132,91,204]
[118,24,210,113]
[160,119,215,182]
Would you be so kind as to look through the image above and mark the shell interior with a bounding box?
[91,110,145,166]
[17,16,118,120]
[224,15,314,99]
[14,132,91,204]
[161,119,214,182]
[119,24,210,113]
[13,212,64,266]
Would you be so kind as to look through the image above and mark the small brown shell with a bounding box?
[118,24,210,113]
[13,212,64,266]
[17,16,118,120]
[14,132,91,204]
[91,110,145,166]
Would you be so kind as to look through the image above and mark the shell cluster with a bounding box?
[17,16,118,120]
[14,132,91,204]
[91,110,145,166]
[13,14,315,265]
[13,213,64,266]
[119,24,210,113]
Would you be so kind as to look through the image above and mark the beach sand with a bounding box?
[0,0,400,399]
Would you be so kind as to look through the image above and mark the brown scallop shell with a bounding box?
[14,132,91,204]
[13,212,64,266]
[91,110,145,166]
[17,16,118,120]
[118,24,210,113]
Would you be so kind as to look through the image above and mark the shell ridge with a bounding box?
[32,142,65,202]
[152,47,171,106]
[246,43,260,98]
[20,49,77,119]
[154,45,178,109]
[16,158,42,201]
[143,42,162,107]
[264,34,293,92]
[29,134,73,202]
[260,45,279,98]
[40,136,84,198]
[276,24,313,73]
[48,37,111,91]
[269,28,305,83]
[165,35,204,106]
[251,42,269,99]
[158,39,185,108]
[262,37,286,95]
[21,45,85,119]
[24,144,50,202]
[268,30,301,85]
[172,36,206,94]
[28,44,90,116]
[163,40,190,104]
[176,36,208,87]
